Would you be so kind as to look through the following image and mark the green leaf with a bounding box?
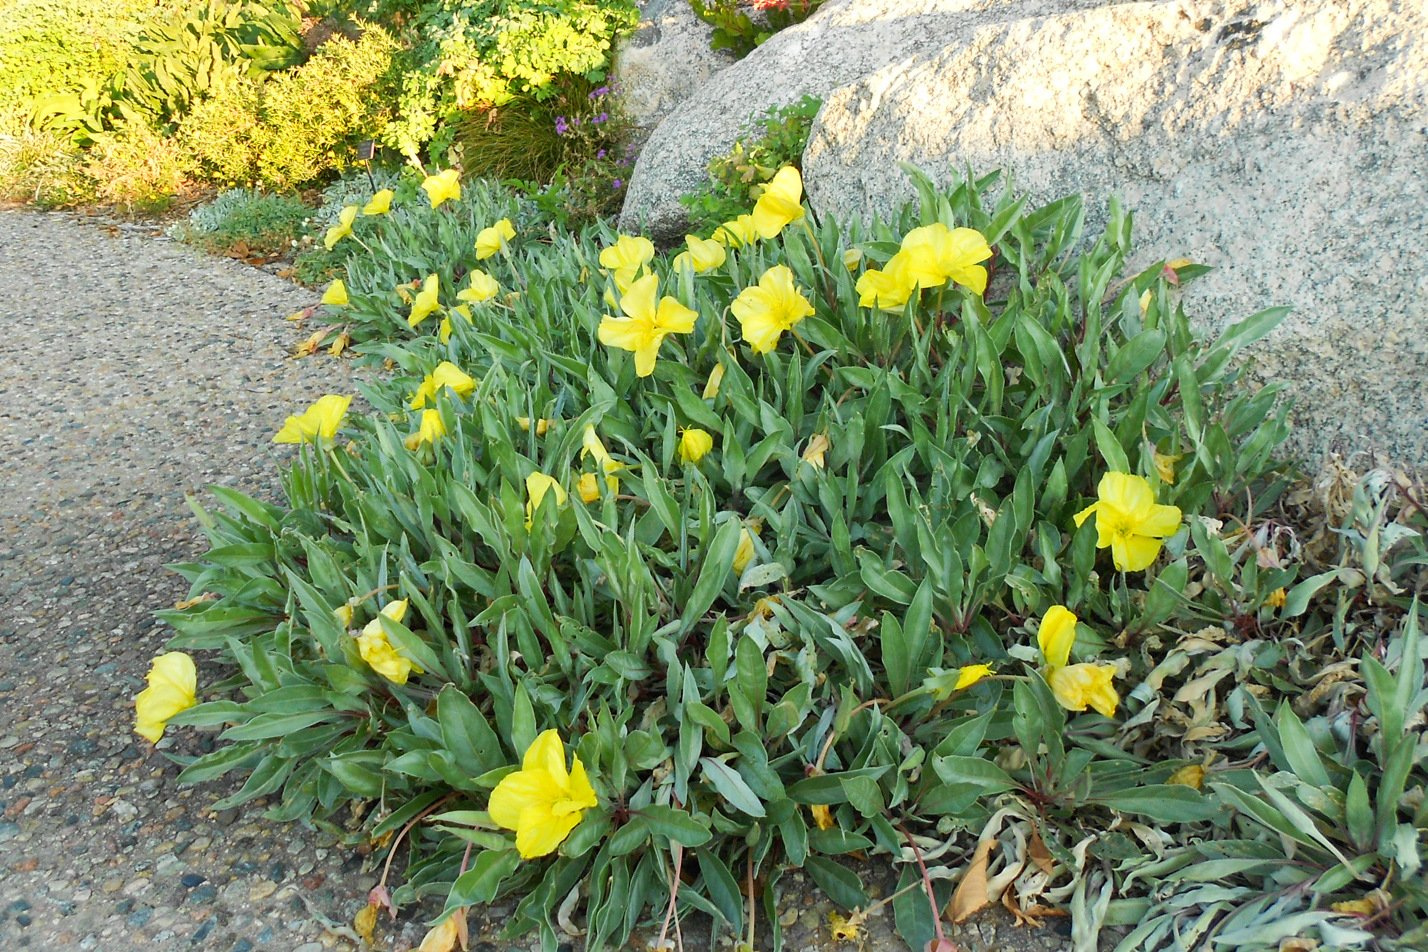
[447,849,520,908]
[699,757,766,817]
[638,805,713,847]
[678,517,741,635]
[438,687,504,777]
[1092,785,1219,823]
[803,855,868,911]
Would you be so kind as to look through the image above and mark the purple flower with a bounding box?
[611,179,623,190]
[589,86,610,99]
[596,149,606,159]
[593,112,609,125]
[554,116,569,135]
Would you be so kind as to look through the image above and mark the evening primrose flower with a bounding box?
[488,729,598,859]
[712,214,758,248]
[897,222,993,295]
[321,279,349,307]
[1036,605,1078,669]
[404,409,447,450]
[731,264,815,354]
[438,305,472,344]
[733,524,759,574]
[1048,663,1119,717]
[1073,472,1182,572]
[525,472,568,526]
[134,651,197,743]
[356,599,422,685]
[409,361,476,409]
[596,273,697,377]
[952,663,994,690]
[475,218,515,259]
[408,274,441,327]
[598,234,655,288]
[1036,605,1118,717]
[1153,449,1183,485]
[678,427,714,464]
[456,269,499,304]
[750,166,805,239]
[421,168,462,208]
[672,234,726,273]
[579,425,621,499]
[362,189,393,216]
[323,205,358,250]
[702,363,725,400]
[274,394,351,444]
[854,255,916,311]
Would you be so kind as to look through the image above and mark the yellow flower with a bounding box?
[438,305,472,344]
[134,651,197,743]
[597,273,698,377]
[598,234,655,288]
[579,425,621,498]
[456,269,499,304]
[1073,472,1183,572]
[475,218,515,259]
[577,472,601,504]
[854,255,917,311]
[953,663,994,690]
[525,472,568,526]
[733,524,759,574]
[712,214,758,248]
[1153,449,1183,485]
[841,247,863,271]
[1048,663,1119,717]
[362,189,393,216]
[828,911,860,942]
[323,205,358,250]
[809,803,834,831]
[408,274,441,328]
[409,361,476,409]
[1037,605,1078,669]
[274,394,352,444]
[678,427,714,464]
[1266,587,1287,609]
[517,416,554,436]
[702,364,725,400]
[334,603,354,628]
[404,409,447,450]
[321,278,349,307]
[801,433,830,470]
[897,223,993,296]
[1166,764,1206,789]
[750,165,805,240]
[731,264,815,355]
[488,729,598,859]
[356,599,423,685]
[421,168,462,208]
[672,234,727,273]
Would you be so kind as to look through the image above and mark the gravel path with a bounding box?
[0,210,421,950]
[0,211,1077,952]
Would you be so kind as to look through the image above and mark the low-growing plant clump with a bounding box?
[142,166,1427,951]
[170,187,314,258]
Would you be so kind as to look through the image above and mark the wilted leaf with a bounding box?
[293,329,327,358]
[418,908,468,952]
[949,838,993,923]
[354,901,379,943]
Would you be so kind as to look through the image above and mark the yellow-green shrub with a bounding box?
[248,26,400,190]
[173,72,265,186]
[84,120,187,212]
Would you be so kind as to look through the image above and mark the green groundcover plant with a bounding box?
[143,167,1427,951]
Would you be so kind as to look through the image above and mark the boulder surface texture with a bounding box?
[621,0,1428,468]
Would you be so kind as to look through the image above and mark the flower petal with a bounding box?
[489,769,563,832]
[514,804,582,859]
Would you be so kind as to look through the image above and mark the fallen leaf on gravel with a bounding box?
[949,837,993,923]
[1028,828,1055,874]
[328,331,351,357]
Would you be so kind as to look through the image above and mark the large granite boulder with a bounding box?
[621,0,1427,468]
[613,0,738,134]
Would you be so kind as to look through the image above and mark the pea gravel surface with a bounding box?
[0,210,1076,952]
